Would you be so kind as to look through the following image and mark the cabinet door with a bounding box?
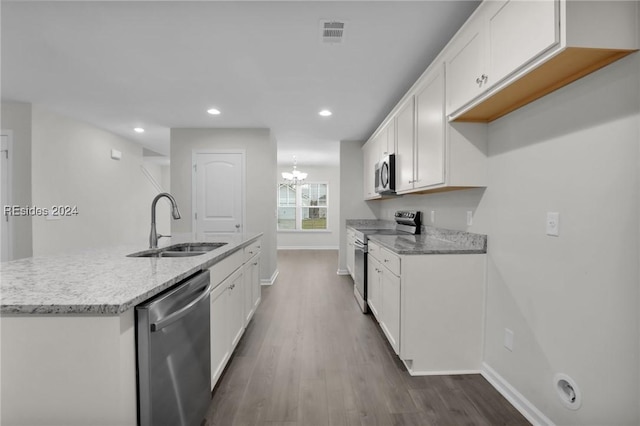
[346,232,355,278]
[243,262,254,326]
[446,17,487,114]
[228,271,245,349]
[379,119,396,158]
[210,280,230,389]
[381,269,401,355]
[415,66,445,189]
[395,96,415,193]
[367,256,382,320]
[251,255,261,311]
[488,0,558,86]
[362,141,378,200]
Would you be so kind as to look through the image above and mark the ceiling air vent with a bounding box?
[320,20,346,44]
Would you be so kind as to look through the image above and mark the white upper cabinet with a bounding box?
[487,0,558,85]
[362,139,380,200]
[414,66,445,190]
[447,0,637,122]
[446,17,487,115]
[395,96,415,194]
[447,0,559,117]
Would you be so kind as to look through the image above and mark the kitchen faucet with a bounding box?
[149,192,181,249]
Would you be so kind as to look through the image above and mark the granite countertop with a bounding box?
[0,232,262,315]
[346,220,487,255]
[367,233,486,255]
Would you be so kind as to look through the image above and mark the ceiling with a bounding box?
[1,1,479,166]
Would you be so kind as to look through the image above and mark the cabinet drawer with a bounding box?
[210,250,243,289]
[368,241,383,263]
[244,239,262,262]
[380,247,400,277]
[369,242,401,277]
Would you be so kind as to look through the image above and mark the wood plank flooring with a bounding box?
[204,250,530,426]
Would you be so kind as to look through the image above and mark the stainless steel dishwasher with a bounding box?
[136,270,212,426]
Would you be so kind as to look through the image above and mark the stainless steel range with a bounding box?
[352,210,421,313]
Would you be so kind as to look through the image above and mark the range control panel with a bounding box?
[394,210,421,229]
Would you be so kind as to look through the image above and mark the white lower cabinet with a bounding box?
[210,272,232,387]
[367,255,382,319]
[346,229,356,278]
[243,246,261,325]
[367,240,485,374]
[209,238,262,390]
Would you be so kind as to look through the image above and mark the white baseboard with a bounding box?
[402,360,481,376]
[481,362,554,426]
[277,246,339,250]
[261,269,279,286]
[336,268,349,275]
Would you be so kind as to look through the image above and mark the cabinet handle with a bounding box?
[253,262,258,266]
[482,74,488,82]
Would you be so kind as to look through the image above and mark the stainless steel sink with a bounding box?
[163,242,226,252]
[127,242,227,258]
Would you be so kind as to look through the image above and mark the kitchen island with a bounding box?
[0,232,262,426]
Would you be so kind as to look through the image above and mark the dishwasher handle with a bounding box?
[151,282,212,332]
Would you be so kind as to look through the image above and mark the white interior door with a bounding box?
[193,151,244,241]
[1,132,12,262]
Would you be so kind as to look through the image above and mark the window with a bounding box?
[278,182,328,231]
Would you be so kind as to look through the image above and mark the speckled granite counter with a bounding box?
[0,232,262,315]
[346,222,486,255]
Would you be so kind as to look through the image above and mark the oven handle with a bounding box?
[353,240,366,250]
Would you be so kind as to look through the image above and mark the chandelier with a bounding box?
[282,156,307,183]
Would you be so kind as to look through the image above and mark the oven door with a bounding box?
[353,238,367,313]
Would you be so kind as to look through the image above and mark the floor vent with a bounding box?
[320,20,346,44]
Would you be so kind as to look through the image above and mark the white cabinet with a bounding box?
[447,0,636,122]
[396,65,447,194]
[228,270,245,349]
[445,16,487,115]
[367,254,382,320]
[395,96,415,193]
[367,241,401,354]
[367,239,486,374]
[362,139,380,200]
[243,239,261,325]
[487,0,558,86]
[346,229,356,279]
[447,0,558,116]
[210,273,231,387]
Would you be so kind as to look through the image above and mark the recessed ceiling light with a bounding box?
[319,109,332,117]
[207,108,221,115]
[134,127,145,133]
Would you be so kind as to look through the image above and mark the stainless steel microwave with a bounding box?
[375,154,395,195]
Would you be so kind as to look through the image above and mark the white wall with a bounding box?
[170,128,278,283]
[277,164,340,250]
[367,54,640,425]
[30,106,162,255]
[1,102,33,259]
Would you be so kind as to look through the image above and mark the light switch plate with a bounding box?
[546,212,560,236]
[504,328,514,351]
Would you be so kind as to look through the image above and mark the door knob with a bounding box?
[235,224,240,229]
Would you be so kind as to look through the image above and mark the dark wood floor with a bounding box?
[204,250,530,426]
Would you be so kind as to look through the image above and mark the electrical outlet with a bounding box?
[546,212,560,236]
[466,211,473,226]
[504,328,514,351]
[430,210,435,223]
